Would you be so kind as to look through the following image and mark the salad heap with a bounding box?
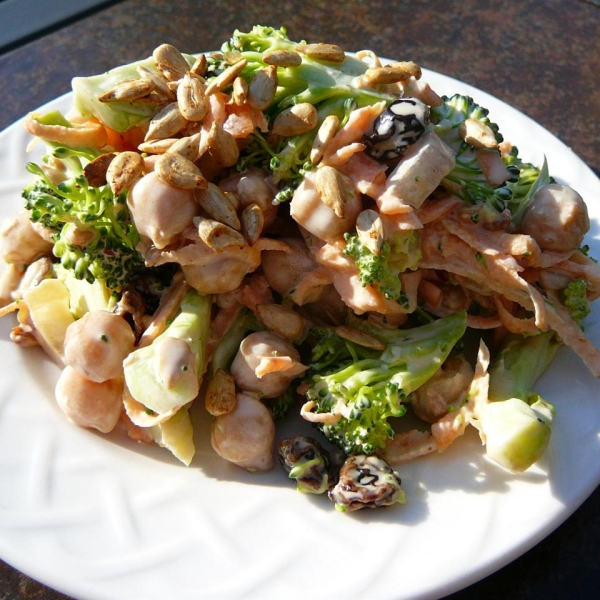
[1,25,599,512]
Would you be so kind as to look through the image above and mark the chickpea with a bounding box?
[520,184,590,253]
[128,171,198,249]
[64,310,135,382]
[230,331,307,398]
[290,170,362,242]
[261,237,316,297]
[0,209,53,265]
[211,392,275,471]
[55,366,124,433]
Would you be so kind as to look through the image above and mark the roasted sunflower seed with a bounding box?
[271,102,318,137]
[296,43,345,63]
[153,43,191,82]
[155,152,207,189]
[195,216,246,250]
[144,103,187,141]
[98,78,155,103]
[194,182,241,230]
[106,151,145,196]
[177,72,209,122]
[310,114,340,164]
[247,65,278,111]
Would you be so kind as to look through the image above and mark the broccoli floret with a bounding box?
[221,25,297,55]
[343,230,421,306]
[430,94,513,210]
[562,279,591,326]
[302,311,467,455]
[22,162,146,293]
[504,148,553,229]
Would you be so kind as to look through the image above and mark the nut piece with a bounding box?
[335,325,385,350]
[83,152,116,187]
[98,78,155,103]
[232,76,249,105]
[241,203,264,245]
[205,58,248,95]
[153,43,191,82]
[155,152,207,189]
[138,138,178,154]
[247,65,278,111]
[177,72,208,122]
[356,209,384,256]
[195,216,246,250]
[194,182,241,230]
[297,43,346,63]
[314,165,350,218]
[168,133,201,162]
[137,65,176,101]
[364,61,421,85]
[190,54,207,77]
[205,122,240,168]
[458,118,498,149]
[205,369,237,416]
[106,151,145,196]
[263,49,302,67]
[256,303,307,343]
[310,114,340,164]
[145,103,187,141]
[271,103,318,137]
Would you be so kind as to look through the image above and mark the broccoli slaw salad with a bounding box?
[1,25,599,513]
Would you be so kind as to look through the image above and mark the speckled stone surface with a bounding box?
[0,1,598,598]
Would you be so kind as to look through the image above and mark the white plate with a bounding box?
[1,68,599,600]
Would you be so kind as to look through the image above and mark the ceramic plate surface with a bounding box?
[0,67,599,600]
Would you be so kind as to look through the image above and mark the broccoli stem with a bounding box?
[487,331,560,403]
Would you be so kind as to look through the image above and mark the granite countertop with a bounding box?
[0,0,598,598]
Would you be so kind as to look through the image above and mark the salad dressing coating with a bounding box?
[1,25,600,511]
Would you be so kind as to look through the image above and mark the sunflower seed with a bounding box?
[194,182,241,230]
[297,43,345,63]
[364,62,421,85]
[256,303,308,343]
[310,114,340,164]
[168,133,201,161]
[153,43,191,82]
[271,102,318,137]
[177,72,208,122]
[138,138,178,154]
[155,152,207,189]
[458,118,498,149]
[232,76,248,105]
[190,54,207,77]
[98,78,154,103]
[247,65,278,110]
[335,325,386,350]
[205,58,248,95]
[137,65,176,101]
[83,152,116,187]
[356,209,384,256]
[106,151,145,196]
[145,103,187,141]
[205,369,237,416]
[314,165,349,218]
[223,50,244,64]
[195,216,246,250]
[263,49,302,67]
[205,122,240,167]
[241,203,264,245]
